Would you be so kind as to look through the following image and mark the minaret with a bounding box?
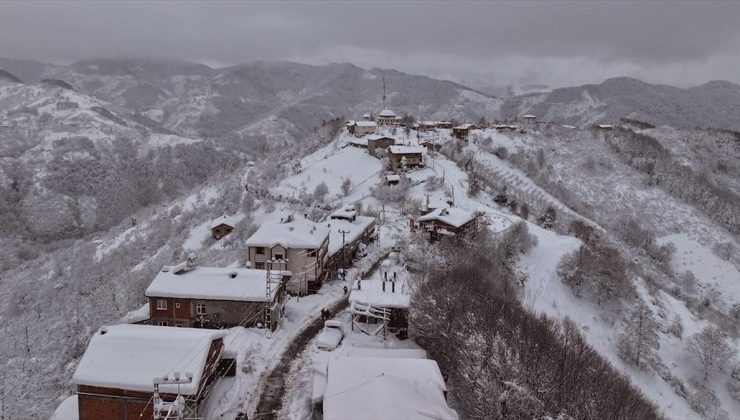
[382,74,386,109]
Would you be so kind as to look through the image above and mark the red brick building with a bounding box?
[146,263,291,331]
[72,325,227,420]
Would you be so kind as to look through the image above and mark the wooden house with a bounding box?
[72,325,227,420]
[366,135,395,157]
[246,214,330,295]
[210,215,237,240]
[436,121,453,129]
[451,124,479,141]
[145,262,291,331]
[347,121,377,137]
[522,114,537,128]
[387,145,425,172]
[416,207,477,239]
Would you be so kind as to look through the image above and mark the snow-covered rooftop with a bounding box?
[323,357,457,420]
[366,134,394,141]
[246,215,329,249]
[349,137,368,146]
[417,207,475,228]
[385,174,401,182]
[210,214,238,229]
[523,114,537,119]
[388,145,425,155]
[72,324,227,395]
[350,278,410,309]
[330,206,358,220]
[378,109,396,117]
[597,124,614,129]
[355,121,377,128]
[146,266,289,302]
[453,123,477,130]
[326,216,376,255]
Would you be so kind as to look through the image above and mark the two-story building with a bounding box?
[387,145,425,172]
[376,109,400,126]
[145,262,291,331]
[347,120,377,137]
[452,123,479,141]
[72,324,227,420]
[246,214,330,295]
[366,134,395,157]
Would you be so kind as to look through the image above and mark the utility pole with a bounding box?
[338,229,350,281]
[382,74,386,109]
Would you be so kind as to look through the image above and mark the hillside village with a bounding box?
[45,86,740,420]
[0,59,737,420]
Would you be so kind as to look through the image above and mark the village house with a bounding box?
[246,214,330,295]
[72,324,228,420]
[376,109,400,126]
[366,134,395,157]
[417,121,437,132]
[387,145,425,172]
[210,215,237,240]
[348,136,369,149]
[596,123,614,129]
[522,114,537,128]
[385,174,401,186]
[321,356,457,420]
[324,213,377,277]
[416,207,477,239]
[347,120,377,137]
[436,121,453,129]
[451,123,479,141]
[145,261,291,331]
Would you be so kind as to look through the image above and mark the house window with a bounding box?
[196,304,207,315]
[156,299,167,310]
[255,262,265,269]
[174,323,184,328]
[274,253,283,261]
[157,321,168,327]
[256,247,265,255]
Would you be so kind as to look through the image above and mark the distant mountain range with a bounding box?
[3,57,740,139]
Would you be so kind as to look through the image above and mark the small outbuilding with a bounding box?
[211,215,238,240]
[348,121,377,137]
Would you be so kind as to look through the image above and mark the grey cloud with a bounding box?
[1,1,739,87]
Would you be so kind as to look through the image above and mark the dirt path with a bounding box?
[252,297,348,419]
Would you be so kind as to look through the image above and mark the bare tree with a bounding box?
[686,326,733,381]
[618,301,660,368]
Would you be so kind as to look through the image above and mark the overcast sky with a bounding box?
[1,1,740,88]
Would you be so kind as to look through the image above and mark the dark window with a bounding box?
[274,253,283,261]
[156,299,167,310]
[255,262,265,269]
[256,247,265,255]
[157,321,168,327]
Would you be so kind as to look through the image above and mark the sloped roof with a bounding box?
[388,145,425,154]
[246,215,329,249]
[378,109,397,117]
[324,357,457,420]
[145,266,290,302]
[210,214,239,229]
[417,207,475,228]
[355,121,377,128]
[72,324,227,395]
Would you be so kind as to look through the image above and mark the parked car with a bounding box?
[317,320,344,351]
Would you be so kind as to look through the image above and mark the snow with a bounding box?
[378,109,397,117]
[349,271,410,309]
[245,215,329,249]
[354,121,377,127]
[120,302,150,324]
[50,395,78,420]
[385,174,401,182]
[388,145,425,154]
[211,214,239,229]
[326,216,376,255]
[658,233,740,307]
[329,206,357,220]
[323,357,457,420]
[523,114,537,119]
[145,266,290,302]
[72,324,227,395]
[417,207,475,228]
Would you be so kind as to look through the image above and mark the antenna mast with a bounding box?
[382,74,386,109]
